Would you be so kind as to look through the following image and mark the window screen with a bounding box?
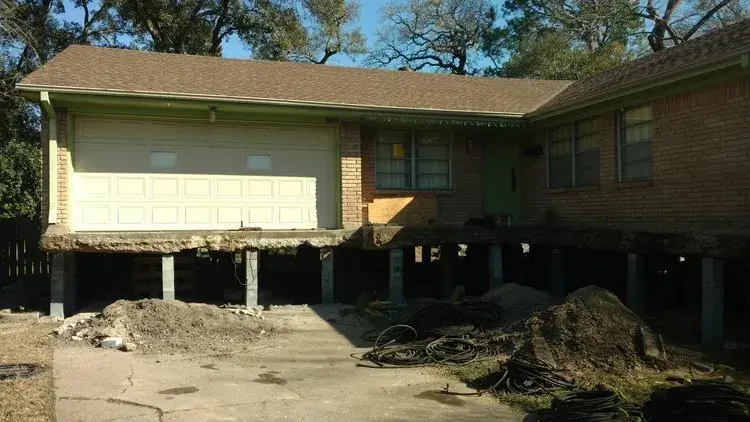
[547,125,572,188]
[618,105,653,181]
[150,151,176,169]
[574,119,600,186]
[375,130,450,189]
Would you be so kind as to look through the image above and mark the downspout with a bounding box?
[40,92,58,225]
[742,53,749,68]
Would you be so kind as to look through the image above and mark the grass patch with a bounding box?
[0,316,56,421]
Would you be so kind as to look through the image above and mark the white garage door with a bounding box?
[72,117,337,231]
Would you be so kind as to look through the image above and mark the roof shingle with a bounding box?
[18,45,572,116]
[536,18,750,113]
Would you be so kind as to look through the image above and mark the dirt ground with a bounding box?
[53,304,521,421]
[0,314,57,421]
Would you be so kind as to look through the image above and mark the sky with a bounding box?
[61,0,390,68]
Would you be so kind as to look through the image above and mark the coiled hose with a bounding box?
[644,380,750,421]
[536,389,644,421]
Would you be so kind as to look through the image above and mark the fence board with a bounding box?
[0,218,49,288]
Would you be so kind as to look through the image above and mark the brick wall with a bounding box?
[520,76,750,230]
[361,127,484,225]
[40,107,70,230]
[340,122,363,228]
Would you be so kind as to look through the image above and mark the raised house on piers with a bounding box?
[18,19,750,347]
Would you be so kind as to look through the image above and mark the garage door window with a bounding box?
[247,154,271,171]
[376,130,450,190]
[150,151,176,169]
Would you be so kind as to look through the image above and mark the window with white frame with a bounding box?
[546,118,600,188]
[618,105,653,181]
[375,130,451,189]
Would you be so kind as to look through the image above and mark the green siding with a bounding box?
[483,137,520,222]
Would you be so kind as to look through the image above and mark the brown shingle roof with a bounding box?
[18,45,572,116]
[536,18,750,114]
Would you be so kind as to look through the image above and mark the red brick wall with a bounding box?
[520,76,750,229]
[40,107,69,230]
[340,122,363,228]
[360,127,483,225]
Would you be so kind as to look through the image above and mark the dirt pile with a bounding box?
[62,299,283,354]
[527,286,653,372]
[483,283,554,322]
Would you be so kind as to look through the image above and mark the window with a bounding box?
[247,154,271,171]
[546,118,600,188]
[618,105,652,181]
[574,119,600,186]
[150,151,176,169]
[547,125,572,188]
[375,130,450,190]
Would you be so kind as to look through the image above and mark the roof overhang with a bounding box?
[527,53,748,122]
[16,84,526,126]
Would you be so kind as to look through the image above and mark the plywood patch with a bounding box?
[368,196,437,225]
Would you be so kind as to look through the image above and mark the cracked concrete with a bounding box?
[54,305,522,421]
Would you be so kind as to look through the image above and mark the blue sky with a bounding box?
[61,0,389,67]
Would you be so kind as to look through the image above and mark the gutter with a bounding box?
[15,85,526,120]
[40,92,57,225]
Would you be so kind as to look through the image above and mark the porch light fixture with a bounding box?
[465,136,473,153]
[209,106,217,123]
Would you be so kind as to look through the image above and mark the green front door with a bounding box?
[483,138,520,223]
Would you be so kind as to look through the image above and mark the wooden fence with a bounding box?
[0,218,49,288]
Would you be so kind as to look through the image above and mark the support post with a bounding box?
[161,254,175,301]
[389,249,404,304]
[64,253,77,314]
[551,248,565,296]
[627,253,646,314]
[701,257,725,348]
[489,244,504,289]
[244,249,259,307]
[440,244,458,299]
[50,254,66,318]
[321,248,334,304]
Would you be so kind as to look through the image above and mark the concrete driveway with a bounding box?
[54,305,522,421]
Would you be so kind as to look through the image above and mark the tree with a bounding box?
[109,0,299,56]
[638,0,748,51]
[485,0,640,79]
[290,0,365,64]
[368,0,496,75]
[499,31,629,79]
[0,139,41,220]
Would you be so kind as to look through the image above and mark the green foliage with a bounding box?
[0,139,41,220]
[484,0,640,79]
[495,31,631,80]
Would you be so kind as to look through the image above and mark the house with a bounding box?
[18,19,750,346]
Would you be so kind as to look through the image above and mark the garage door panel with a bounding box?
[73,118,336,231]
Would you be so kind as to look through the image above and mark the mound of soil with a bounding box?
[483,283,554,323]
[528,286,650,372]
[65,299,283,354]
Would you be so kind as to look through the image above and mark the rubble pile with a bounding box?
[482,283,554,323]
[526,286,660,371]
[57,299,281,354]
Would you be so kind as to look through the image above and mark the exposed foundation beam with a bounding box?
[244,249,259,307]
[701,257,725,348]
[321,248,334,304]
[489,244,504,289]
[627,253,646,314]
[39,224,750,258]
[161,255,175,301]
[389,249,404,304]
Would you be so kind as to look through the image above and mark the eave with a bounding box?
[16,84,526,126]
